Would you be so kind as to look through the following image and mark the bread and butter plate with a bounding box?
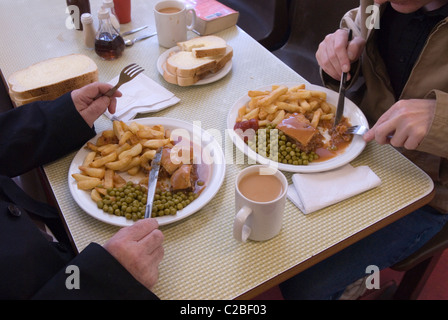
[68,117,226,227]
[227,83,369,173]
[157,46,233,85]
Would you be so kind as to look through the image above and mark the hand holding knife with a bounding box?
[334,29,353,127]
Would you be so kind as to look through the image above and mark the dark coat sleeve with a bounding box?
[0,94,159,299]
[32,243,159,300]
[0,92,95,177]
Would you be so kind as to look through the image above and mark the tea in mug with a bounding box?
[238,172,284,202]
[158,7,181,14]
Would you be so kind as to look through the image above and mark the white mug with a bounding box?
[153,0,196,48]
[233,165,287,242]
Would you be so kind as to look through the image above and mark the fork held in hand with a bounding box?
[96,63,144,99]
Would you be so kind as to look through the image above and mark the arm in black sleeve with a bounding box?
[32,243,159,300]
[0,92,96,177]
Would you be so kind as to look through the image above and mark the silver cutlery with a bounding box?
[334,29,353,127]
[124,32,157,46]
[346,125,394,139]
[345,125,369,136]
[95,63,144,99]
[145,148,163,219]
[121,25,148,37]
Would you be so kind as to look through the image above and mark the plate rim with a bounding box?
[156,46,232,86]
[68,117,226,227]
[226,83,369,173]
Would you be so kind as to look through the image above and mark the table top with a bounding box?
[0,0,434,300]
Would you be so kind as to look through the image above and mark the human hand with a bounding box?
[104,218,164,290]
[71,82,122,127]
[316,29,366,80]
[363,99,436,150]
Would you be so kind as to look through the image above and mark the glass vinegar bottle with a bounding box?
[95,8,125,60]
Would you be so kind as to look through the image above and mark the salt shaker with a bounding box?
[81,13,96,49]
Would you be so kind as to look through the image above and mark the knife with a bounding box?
[121,25,148,37]
[334,29,353,127]
[144,147,163,219]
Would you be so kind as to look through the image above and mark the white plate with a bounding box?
[68,117,226,227]
[226,83,369,173]
[157,46,232,85]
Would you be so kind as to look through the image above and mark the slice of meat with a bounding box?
[276,114,317,146]
[170,164,192,191]
[161,147,182,175]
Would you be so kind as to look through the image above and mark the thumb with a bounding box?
[347,36,365,61]
[363,128,374,142]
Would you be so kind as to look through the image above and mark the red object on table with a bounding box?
[113,0,131,24]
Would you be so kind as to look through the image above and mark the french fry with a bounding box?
[103,169,114,189]
[72,173,99,182]
[137,127,165,139]
[78,166,105,179]
[118,143,142,159]
[77,178,102,190]
[98,144,118,156]
[82,151,96,166]
[242,107,259,120]
[257,86,288,108]
[311,108,323,128]
[113,173,126,188]
[143,139,169,149]
[272,110,285,125]
[91,189,102,203]
[277,102,301,113]
[105,155,133,171]
[90,152,117,168]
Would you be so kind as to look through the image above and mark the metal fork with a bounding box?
[345,125,369,136]
[96,63,144,98]
[346,125,394,139]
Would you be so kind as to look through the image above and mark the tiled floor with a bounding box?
[254,250,448,300]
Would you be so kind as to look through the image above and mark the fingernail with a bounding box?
[342,64,349,73]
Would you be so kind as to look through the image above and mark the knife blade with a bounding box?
[334,29,353,127]
[121,25,148,37]
[144,147,163,219]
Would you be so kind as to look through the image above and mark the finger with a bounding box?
[140,228,164,254]
[108,97,117,114]
[127,218,160,241]
[374,121,397,145]
[334,30,351,73]
[347,36,366,61]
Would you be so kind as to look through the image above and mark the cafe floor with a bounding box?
[253,250,448,300]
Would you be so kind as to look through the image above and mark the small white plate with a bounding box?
[68,117,226,227]
[226,83,369,173]
[157,46,232,86]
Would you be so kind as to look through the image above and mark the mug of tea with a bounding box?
[153,0,197,48]
[233,165,287,242]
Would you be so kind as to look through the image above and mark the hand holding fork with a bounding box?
[95,63,144,99]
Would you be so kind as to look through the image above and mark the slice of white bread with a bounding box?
[162,62,209,87]
[166,51,217,78]
[177,35,227,58]
[8,54,98,100]
[163,45,233,86]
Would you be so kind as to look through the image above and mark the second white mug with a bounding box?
[153,0,196,48]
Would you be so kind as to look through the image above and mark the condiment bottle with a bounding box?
[81,13,96,49]
[95,8,125,60]
[113,0,131,24]
[102,0,120,32]
[66,0,91,30]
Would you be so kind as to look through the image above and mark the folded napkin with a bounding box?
[104,73,180,121]
[287,164,381,214]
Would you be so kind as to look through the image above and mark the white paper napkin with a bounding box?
[287,164,382,214]
[104,73,180,121]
